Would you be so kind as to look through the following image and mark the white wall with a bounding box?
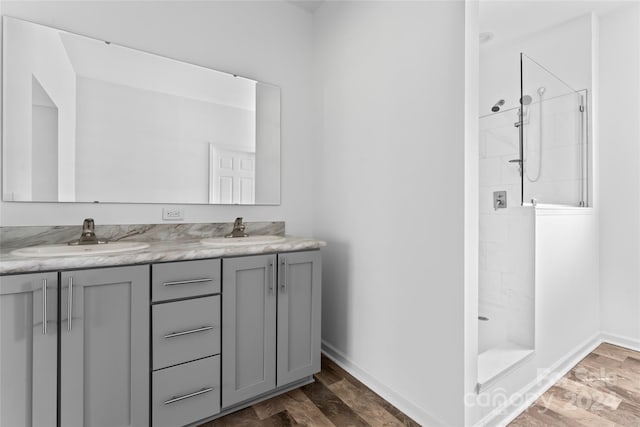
[313,1,466,425]
[74,76,255,203]
[2,16,77,201]
[255,82,281,204]
[0,0,314,236]
[599,4,640,346]
[480,14,592,115]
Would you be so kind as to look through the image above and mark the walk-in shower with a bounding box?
[477,53,589,389]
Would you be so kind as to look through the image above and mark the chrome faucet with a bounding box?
[225,217,248,238]
[68,218,108,245]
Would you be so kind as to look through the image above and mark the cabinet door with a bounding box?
[0,272,57,427]
[277,251,321,386]
[222,254,277,408]
[60,266,149,427]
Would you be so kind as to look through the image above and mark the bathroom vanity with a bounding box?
[0,225,324,427]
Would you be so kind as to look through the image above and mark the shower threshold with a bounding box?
[477,343,535,392]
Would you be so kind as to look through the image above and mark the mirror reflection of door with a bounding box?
[3,17,281,205]
[31,76,58,202]
[209,144,255,204]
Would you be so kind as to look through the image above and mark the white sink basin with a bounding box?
[11,241,150,257]
[200,235,286,247]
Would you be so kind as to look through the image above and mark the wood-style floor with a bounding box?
[200,356,420,427]
[200,343,640,427]
[510,343,640,426]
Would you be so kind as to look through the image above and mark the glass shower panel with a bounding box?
[520,54,587,206]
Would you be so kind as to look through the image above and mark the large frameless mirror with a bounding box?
[2,17,281,205]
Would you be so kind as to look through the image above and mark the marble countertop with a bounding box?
[0,236,326,275]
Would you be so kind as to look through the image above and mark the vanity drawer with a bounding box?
[152,295,220,370]
[152,259,220,302]
[152,355,220,427]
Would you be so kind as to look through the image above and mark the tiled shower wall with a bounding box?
[478,114,535,354]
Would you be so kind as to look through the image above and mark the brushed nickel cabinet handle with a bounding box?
[280,259,287,293]
[42,279,47,335]
[163,326,214,339]
[67,277,73,332]
[163,387,214,405]
[163,278,213,287]
[268,261,275,294]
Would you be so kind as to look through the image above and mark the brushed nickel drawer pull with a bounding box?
[163,387,214,405]
[162,278,213,287]
[163,326,214,339]
[268,261,275,294]
[42,279,48,335]
[280,259,287,292]
[67,277,73,332]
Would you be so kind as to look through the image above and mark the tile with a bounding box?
[480,157,502,186]
[479,213,508,245]
[483,124,519,158]
[478,270,504,306]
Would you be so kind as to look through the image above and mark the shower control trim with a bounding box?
[493,191,507,210]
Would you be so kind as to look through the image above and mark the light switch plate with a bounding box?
[162,207,184,221]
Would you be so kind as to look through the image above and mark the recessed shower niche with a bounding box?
[477,51,589,389]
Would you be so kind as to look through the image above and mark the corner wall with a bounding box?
[313,1,467,425]
[0,0,315,236]
[599,4,640,347]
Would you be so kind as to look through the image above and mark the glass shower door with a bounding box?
[519,53,588,206]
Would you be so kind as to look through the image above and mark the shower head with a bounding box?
[520,95,533,106]
[538,86,546,96]
[491,99,505,112]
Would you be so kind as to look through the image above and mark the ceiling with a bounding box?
[479,0,636,46]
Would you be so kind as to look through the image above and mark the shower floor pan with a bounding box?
[477,343,535,392]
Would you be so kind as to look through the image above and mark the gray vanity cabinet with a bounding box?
[60,265,149,427]
[0,272,58,427]
[222,254,277,408]
[222,250,321,409]
[276,251,322,386]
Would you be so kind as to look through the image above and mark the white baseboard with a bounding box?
[321,340,446,426]
[323,334,639,427]
[473,333,602,427]
[600,332,640,352]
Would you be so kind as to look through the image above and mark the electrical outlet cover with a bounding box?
[162,207,184,221]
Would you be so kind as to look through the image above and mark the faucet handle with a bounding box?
[82,218,95,233]
[226,217,248,238]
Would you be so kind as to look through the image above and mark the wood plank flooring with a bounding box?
[199,356,420,427]
[200,344,640,426]
[510,343,640,427]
